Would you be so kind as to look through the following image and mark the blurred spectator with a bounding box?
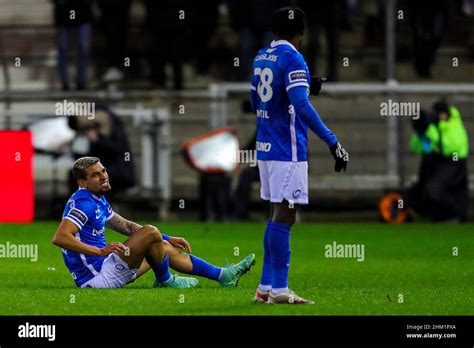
[228,0,288,81]
[98,0,132,83]
[200,173,232,221]
[363,0,385,47]
[52,0,93,90]
[190,0,220,76]
[406,100,469,222]
[144,0,191,90]
[409,0,448,78]
[67,105,135,195]
[299,0,341,81]
[232,131,259,220]
[463,0,474,16]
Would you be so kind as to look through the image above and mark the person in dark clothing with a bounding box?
[406,101,469,222]
[144,0,191,90]
[68,105,135,195]
[232,132,259,220]
[97,0,132,82]
[52,0,93,90]
[199,173,232,222]
[228,0,290,81]
[409,0,448,78]
[190,1,220,76]
[298,0,341,81]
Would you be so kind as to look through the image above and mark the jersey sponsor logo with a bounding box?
[92,228,105,237]
[256,141,272,152]
[255,53,278,62]
[68,208,88,225]
[288,70,307,84]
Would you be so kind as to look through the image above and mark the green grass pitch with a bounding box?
[0,222,472,315]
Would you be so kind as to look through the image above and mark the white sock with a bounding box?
[271,287,289,294]
[258,284,272,292]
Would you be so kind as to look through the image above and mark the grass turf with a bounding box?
[0,222,472,315]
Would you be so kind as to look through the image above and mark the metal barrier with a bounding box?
[0,80,473,220]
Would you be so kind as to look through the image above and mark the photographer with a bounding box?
[406,100,469,222]
[67,105,135,195]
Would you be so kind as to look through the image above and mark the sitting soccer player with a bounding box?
[250,8,349,304]
[52,156,255,289]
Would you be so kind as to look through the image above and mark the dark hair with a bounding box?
[73,156,100,180]
[271,7,308,39]
[433,100,449,114]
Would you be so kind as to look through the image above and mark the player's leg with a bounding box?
[266,161,313,304]
[120,225,198,288]
[254,160,273,302]
[266,201,312,304]
[255,201,295,302]
[137,240,255,287]
[268,200,297,293]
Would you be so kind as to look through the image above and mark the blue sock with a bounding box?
[260,220,272,286]
[268,221,291,289]
[152,255,171,283]
[189,254,222,281]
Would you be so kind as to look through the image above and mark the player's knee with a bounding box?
[142,225,163,244]
[272,208,296,225]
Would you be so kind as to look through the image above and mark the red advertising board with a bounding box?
[0,131,34,222]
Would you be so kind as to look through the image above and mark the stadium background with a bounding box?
[0,0,472,222]
[0,0,473,318]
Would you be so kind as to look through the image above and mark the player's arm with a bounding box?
[288,86,349,171]
[52,219,125,256]
[105,214,193,251]
[105,213,142,237]
[287,85,337,145]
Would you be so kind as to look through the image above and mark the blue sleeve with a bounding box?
[63,198,94,230]
[162,234,170,241]
[103,198,114,222]
[283,52,337,147]
[287,86,337,147]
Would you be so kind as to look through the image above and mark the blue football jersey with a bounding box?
[61,188,114,286]
[251,40,312,162]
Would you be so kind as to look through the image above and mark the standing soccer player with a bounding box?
[251,7,349,304]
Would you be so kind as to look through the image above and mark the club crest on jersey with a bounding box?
[288,70,307,83]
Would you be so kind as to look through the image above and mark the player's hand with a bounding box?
[99,242,127,256]
[329,142,349,172]
[168,237,192,253]
[310,76,327,96]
